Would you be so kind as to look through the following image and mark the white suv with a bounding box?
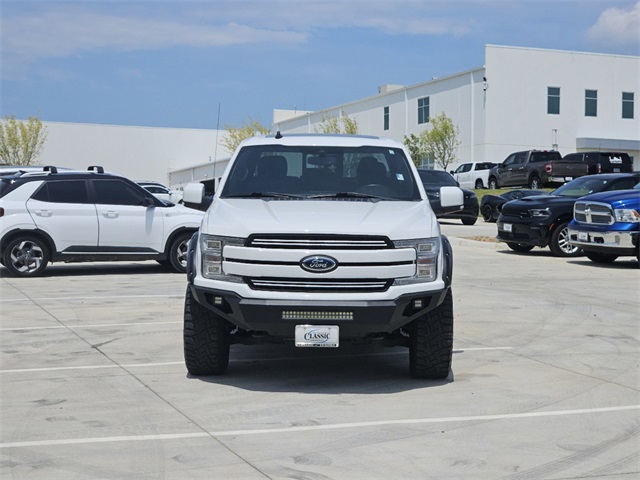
[182,133,463,379]
[0,166,204,276]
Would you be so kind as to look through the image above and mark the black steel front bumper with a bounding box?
[188,283,451,339]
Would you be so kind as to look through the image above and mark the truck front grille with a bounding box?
[247,234,392,249]
[574,201,614,225]
[247,278,391,293]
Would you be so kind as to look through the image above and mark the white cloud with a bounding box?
[2,10,307,61]
[587,1,640,48]
[2,2,471,61]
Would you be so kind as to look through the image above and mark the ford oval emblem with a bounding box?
[300,255,338,273]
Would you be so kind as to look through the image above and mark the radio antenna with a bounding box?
[213,102,221,192]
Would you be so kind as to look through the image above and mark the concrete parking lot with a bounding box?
[1,221,639,479]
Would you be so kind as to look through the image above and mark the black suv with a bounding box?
[418,169,478,225]
[0,166,203,276]
[496,173,640,257]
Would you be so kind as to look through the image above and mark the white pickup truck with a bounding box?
[450,162,496,189]
[182,133,464,379]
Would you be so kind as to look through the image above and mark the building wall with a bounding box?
[274,45,640,170]
[37,122,230,186]
[272,68,488,169]
[484,45,640,165]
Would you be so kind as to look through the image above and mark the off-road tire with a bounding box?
[169,232,193,273]
[549,221,581,257]
[409,289,453,380]
[2,234,50,277]
[183,287,230,375]
[507,242,534,253]
[585,252,618,264]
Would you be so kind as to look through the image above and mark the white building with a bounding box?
[275,45,640,170]
[33,45,639,187]
[37,122,230,191]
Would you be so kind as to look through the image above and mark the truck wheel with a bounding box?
[528,175,541,189]
[474,179,484,189]
[482,205,495,222]
[462,217,477,226]
[585,252,618,264]
[549,221,582,257]
[488,177,498,190]
[168,232,193,273]
[507,242,534,252]
[183,287,230,376]
[2,234,50,277]
[409,289,453,380]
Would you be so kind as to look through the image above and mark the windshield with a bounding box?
[418,170,458,186]
[220,145,420,201]
[552,176,620,197]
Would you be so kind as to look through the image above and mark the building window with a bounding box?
[418,97,430,124]
[585,89,598,117]
[622,92,634,119]
[383,106,389,130]
[547,87,560,114]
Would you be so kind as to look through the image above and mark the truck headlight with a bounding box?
[392,238,440,284]
[529,208,550,217]
[614,209,640,223]
[200,234,244,281]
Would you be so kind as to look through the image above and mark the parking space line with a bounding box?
[0,321,181,332]
[1,405,637,449]
[0,294,183,303]
[0,362,184,373]
[0,347,512,374]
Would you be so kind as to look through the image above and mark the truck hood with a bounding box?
[500,194,575,214]
[574,188,640,207]
[200,199,441,240]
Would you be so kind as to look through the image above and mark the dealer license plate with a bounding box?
[295,325,339,348]
[503,223,513,232]
[578,231,588,241]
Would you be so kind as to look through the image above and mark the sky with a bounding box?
[1,0,639,130]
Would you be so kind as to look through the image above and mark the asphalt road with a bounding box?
[1,220,639,479]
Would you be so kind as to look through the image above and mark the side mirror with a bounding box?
[183,182,205,204]
[439,186,464,213]
[141,197,156,207]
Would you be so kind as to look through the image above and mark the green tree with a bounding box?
[315,113,358,134]
[0,115,48,165]
[221,116,270,154]
[423,112,460,171]
[403,133,426,167]
[404,112,460,170]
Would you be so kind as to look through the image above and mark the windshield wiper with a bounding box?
[306,192,390,201]
[225,192,304,199]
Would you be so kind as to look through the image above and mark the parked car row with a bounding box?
[452,150,633,190]
[495,173,639,263]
